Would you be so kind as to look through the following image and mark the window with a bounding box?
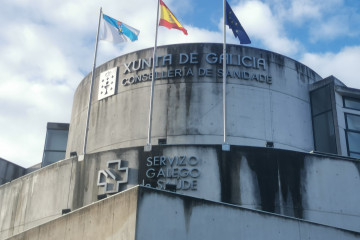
[344,97,360,111]
[310,85,337,154]
[42,123,69,167]
[345,113,360,158]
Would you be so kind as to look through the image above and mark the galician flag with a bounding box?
[101,14,140,43]
[159,0,188,35]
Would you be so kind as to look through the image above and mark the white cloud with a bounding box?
[232,0,300,56]
[288,0,321,20]
[267,0,344,22]
[301,46,360,89]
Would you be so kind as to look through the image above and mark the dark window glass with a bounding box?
[350,152,360,158]
[344,97,360,111]
[345,113,360,157]
[43,151,66,166]
[313,112,337,154]
[347,132,360,153]
[311,85,332,116]
[44,130,68,151]
[42,124,69,167]
[310,85,337,154]
[346,114,360,131]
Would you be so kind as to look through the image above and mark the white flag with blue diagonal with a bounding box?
[101,14,140,43]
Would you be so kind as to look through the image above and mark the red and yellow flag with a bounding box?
[159,0,188,35]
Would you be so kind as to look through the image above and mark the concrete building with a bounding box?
[1,43,360,239]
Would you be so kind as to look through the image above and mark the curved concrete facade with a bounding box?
[66,43,322,157]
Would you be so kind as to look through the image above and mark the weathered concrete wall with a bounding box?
[136,187,360,240]
[6,186,359,240]
[138,145,360,232]
[0,159,75,240]
[66,43,322,158]
[7,187,138,240]
[0,158,25,186]
[0,149,140,240]
[2,145,360,239]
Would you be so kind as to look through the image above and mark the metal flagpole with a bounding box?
[83,7,102,155]
[222,0,230,151]
[145,0,161,152]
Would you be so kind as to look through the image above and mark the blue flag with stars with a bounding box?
[225,1,251,44]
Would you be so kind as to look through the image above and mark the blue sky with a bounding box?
[0,0,359,167]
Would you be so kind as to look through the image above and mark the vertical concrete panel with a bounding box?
[136,188,358,240]
[4,188,138,240]
[271,92,313,151]
[12,227,40,240]
[0,180,23,239]
[65,73,91,158]
[81,200,111,239]
[12,175,32,235]
[227,85,267,142]
[298,221,360,240]
[38,216,67,240]
[303,157,360,231]
[89,85,150,152]
[23,160,73,230]
[64,211,85,240]
[111,187,138,240]
[239,156,262,209]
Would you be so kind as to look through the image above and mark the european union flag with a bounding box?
[225,1,251,44]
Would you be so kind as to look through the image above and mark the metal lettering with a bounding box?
[188,156,199,166]
[179,53,189,64]
[178,156,186,166]
[157,168,165,178]
[163,54,172,65]
[190,53,198,64]
[191,180,197,190]
[258,58,266,70]
[190,169,200,178]
[132,60,141,71]
[146,157,153,166]
[242,56,252,67]
[141,58,152,69]
[175,69,182,77]
[168,70,174,78]
[206,53,217,64]
[121,79,128,86]
[180,168,189,177]
[153,156,160,166]
[168,156,176,166]
[123,62,131,74]
[160,156,166,166]
[186,68,194,76]
[146,168,155,178]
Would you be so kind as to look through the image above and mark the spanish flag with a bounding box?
[159,0,188,35]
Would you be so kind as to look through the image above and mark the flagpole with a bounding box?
[83,7,102,155]
[222,0,230,151]
[145,0,160,152]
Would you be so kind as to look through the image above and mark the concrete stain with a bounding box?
[278,153,305,218]
[217,146,305,217]
[71,160,85,210]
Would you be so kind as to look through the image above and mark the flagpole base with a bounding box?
[222,143,230,151]
[144,144,152,152]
